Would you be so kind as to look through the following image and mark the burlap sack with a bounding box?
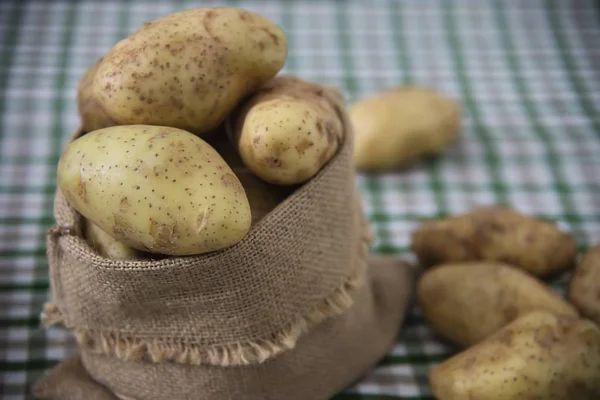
[33,87,414,400]
[34,257,413,400]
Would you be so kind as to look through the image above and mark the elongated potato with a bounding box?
[568,244,600,326]
[411,206,577,278]
[229,76,344,185]
[351,86,461,170]
[92,7,286,135]
[430,311,600,400]
[77,58,117,133]
[58,125,251,255]
[84,219,139,260]
[417,262,577,347]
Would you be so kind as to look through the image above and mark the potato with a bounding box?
[236,170,280,226]
[417,262,578,347]
[411,206,577,278]
[568,244,600,326]
[350,86,461,170]
[84,219,139,260]
[58,125,251,255]
[77,58,117,133]
[228,76,344,185]
[92,7,286,135]
[211,139,281,226]
[429,311,600,399]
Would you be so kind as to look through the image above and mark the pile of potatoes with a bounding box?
[347,82,600,398]
[60,7,347,258]
[410,206,600,399]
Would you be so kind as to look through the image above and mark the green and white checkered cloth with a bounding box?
[1,0,599,399]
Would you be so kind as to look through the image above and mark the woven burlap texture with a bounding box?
[41,86,377,367]
[34,256,414,400]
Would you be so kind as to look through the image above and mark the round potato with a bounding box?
[92,7,287,135]
[350,86,461,170]
[228,76,344,185]
[568,244,600,326]
[430,311,600,400]
[417,262,578,347]
[58,125,251,256]
[77,58,117,133]
[411,206,577,278]
[84,219,139,260]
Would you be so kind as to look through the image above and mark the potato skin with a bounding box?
[417,262,578,347]
[350,86,461,170]
[211,139,283,226]
[568,244,600,326]
[84,219,139,260]
[429,311,600,400]
[229,76,343,185]
[93,7,287,135]
[411,206,577,278]
[58,125,251,256]
[77,58,117,133]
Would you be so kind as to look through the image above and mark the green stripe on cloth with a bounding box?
[442,3,510,206]
[336,7,359,99]
[0,282,49,291]
[0,360,58,372]
[0,216,55,225]
[0,2,25,156]
[0,3,25,93]
[389,1,413,86]
[0,316,44,328]
[547,0,600,135]
[336,6,396,255]
[24,0,79,390]
[281,2,298,73]
[0,249,46,257]
[493,2,583,233]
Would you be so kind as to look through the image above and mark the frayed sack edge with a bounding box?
[41,228,372,367]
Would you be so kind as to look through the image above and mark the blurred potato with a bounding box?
[430,311,600,400]
[568,244,600,326]
[417,262,578,347]
[411,206,577,278]
[350,86,461,170]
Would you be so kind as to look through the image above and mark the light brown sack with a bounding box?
[34,86,414,400]
[34,257,413,400]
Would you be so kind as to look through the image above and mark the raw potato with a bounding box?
[429,311,600,400]
[417,262,578,347]
[235,170,279,226]
[77,58,117,133]
[58,125,251,256]
[92,7,287,135]
[229,76,344,185]
[211,139,283,226]
[350,86,461,170]
[84,219,139,260]
[411,206,577,278]
[568,244,600,326]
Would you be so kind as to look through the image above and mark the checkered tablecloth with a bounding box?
[1,0,599,399]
